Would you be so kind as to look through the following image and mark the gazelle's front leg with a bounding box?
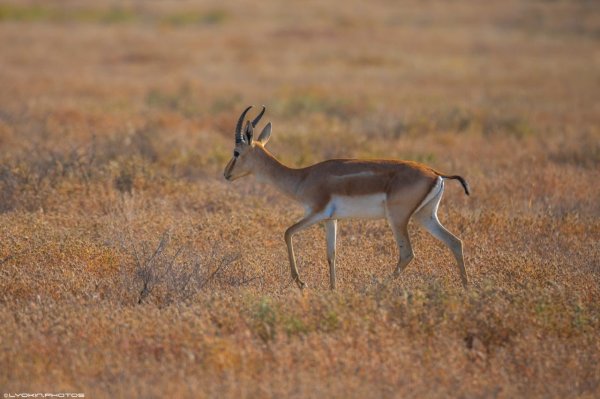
[325,219,338,290]
[284,212,325,290]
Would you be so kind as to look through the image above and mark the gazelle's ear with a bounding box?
[258,122,272,145]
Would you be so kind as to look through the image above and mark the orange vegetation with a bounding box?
[0,0,599,397]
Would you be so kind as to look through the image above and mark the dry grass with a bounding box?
[0,0,599,397]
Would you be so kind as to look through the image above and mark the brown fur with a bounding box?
[244,147,439,214]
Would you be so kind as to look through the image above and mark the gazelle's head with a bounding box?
[224,105,272,181]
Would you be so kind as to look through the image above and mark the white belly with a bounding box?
[324,194,387,219]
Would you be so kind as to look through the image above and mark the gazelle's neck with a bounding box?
[253,146,303,199]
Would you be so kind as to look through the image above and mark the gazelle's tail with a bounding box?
[438,174,470,196]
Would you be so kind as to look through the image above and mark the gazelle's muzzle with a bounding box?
[224,158,235,181]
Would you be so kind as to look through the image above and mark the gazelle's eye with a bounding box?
[233,150,240,158]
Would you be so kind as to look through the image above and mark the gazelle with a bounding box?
[224,106,470,290]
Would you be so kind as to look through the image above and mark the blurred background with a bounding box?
[0,0,598,211]
[0,1,599,397]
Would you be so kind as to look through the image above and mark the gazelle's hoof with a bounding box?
[295,279,306,290]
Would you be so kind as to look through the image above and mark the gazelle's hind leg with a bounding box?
[385,206,414,277]
[325,220,337,290]
[413,183,469,287]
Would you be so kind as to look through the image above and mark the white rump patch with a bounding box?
[412,176,444,215]
[325,193,387,219]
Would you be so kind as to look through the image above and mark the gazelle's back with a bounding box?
[305,158,438,176]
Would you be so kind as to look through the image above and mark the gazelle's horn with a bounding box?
[245,120,253,143]
[235,106,252,143]
[251,105,266,128]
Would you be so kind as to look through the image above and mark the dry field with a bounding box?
[1,0,599,397]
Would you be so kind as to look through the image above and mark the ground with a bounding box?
[0,0,599,398]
